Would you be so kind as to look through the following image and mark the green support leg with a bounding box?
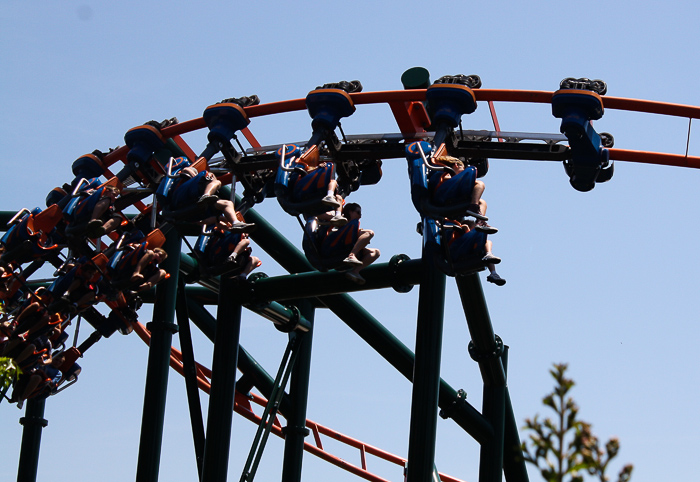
[176,280,206,478]
[16,397,48,482]
[456,274,529,482]
[200,275,243,482]
[406,251,447,482]
[135,233,181,482]
[281,300,315,482]
[502,349,529,482]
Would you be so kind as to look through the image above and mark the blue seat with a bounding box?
[551,89,611,191]
[405,141,479,219]
[156,157,218,223]
[306,88,356,132]
[203,102,250,146]
[1,205,62,265]
[422,217,487,277]
[192,226,249,277]
[301,218,348,272]
[274,144,336,217]
[425,83,478,147]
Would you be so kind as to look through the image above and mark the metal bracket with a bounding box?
[468,334,504,362]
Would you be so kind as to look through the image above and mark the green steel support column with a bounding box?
[135,232,181,482]
[406,250,447,482]
[176,280,206,478]
[455,274,505,386]
[200,275,243,482]
[502,348,529,482]
[16,397,48,482]
[281,300,315,482]
[455,274,527,482]
[481,380,506,482]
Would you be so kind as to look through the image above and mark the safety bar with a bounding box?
[7,208,32,227]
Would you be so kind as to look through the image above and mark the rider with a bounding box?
[289,145,346,226]
[169,163,254,231]
[447,218,506,286]
[430,155,496,233]
[85,185,122,237]
[318,202,380,285]
[128,247,169,292]
[201,224,261,278]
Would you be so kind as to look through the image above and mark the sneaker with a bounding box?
[330,215,347,226]
[475,221,498,234]
[465,204,488,221]
[343,254,363,266]
[197,194,218,206]
[486,273,506,286]
[482,253,501,264]
[344,271,366,285]
[321,195,340,209]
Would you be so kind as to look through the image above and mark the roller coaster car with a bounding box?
[122,124,168,186]
[551,89,612,192]
[203,102,251,147]
[156,157,219,223]
[46,253,108,315]
[305,88,356,146]
[426,81,479,120]
[274,144,339,217]
[62,177,121,237]
[300,218,348,272]
[192,226,251,277]
[0,271,24,309]
[53,360,81,395]
[106,229,165,291]
[405,141,481,219]
[72,153,107,181]
[0,205,63,266]
[422,218,488,277]
[18,353,81,400]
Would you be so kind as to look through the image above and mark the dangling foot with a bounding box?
[486,273,506,286]
[197,194,218,207]
[330,214,347,226]
[474,220,498,234]
[343,254,363,266]
[465,204,488,221]
[321,195,341,209]
[482,253,501,264]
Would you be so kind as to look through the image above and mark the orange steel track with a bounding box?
[131,322,465,482]
[99,89,700,172]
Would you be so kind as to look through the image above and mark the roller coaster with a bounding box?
[3,67,700,482]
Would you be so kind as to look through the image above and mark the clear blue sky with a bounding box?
[2,2,700,481]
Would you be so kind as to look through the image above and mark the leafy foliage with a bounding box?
[521,363,633,482]
[0,356,21,391]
